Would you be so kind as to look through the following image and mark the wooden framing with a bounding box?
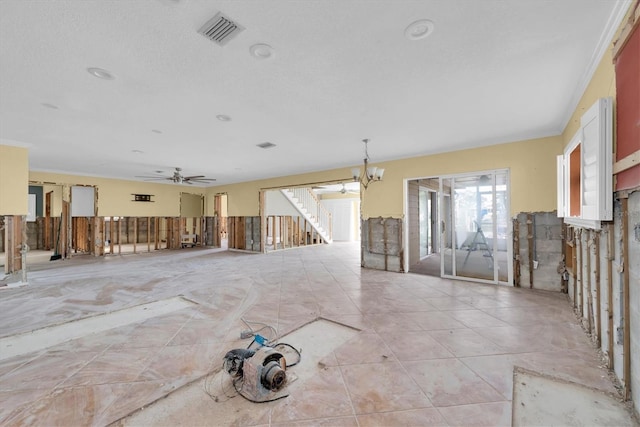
[44,191,52,250]
[577,229,583,316]
[172,217,181,249]
[258,190,268,253]
[612,0,640,60]
[513,218,520,287]
[61,201,69,259]
[527,214,534,288]
[606,223,615,369]
[621,197,631,401]
[71,217,92,254]
[272,216,277,250]
[613,150,640,174]
[117,217,122,255]
[594,231,601,345]
[133,217,137,254]
[154,217,159,250]
[572,229,578,310]
[304,219,308,245]
[586,230,593,334]
[3,216,23,274]
[94,216,104,256]
[110,217,115,253]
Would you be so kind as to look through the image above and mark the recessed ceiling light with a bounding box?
[155,170,164,174]
[216,114,231,122]
[249,43,274,59]
[132,149,144,154]
[257,142,276,149]
[41,103,59,109]
[151,129,163,134]
[404,19,435,40]
[87,67,115,80]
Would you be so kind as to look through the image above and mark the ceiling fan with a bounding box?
[136,167,216,185]
[312,182,359,195]
[339,183,359,195]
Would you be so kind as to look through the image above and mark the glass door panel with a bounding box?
[454,175,494,281]
[494,173,508,282]
[440,170,511,285]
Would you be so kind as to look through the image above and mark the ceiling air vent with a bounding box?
[198,12,244,46]
[257,142,276,149]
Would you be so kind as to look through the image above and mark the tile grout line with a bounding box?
[335,351,363,427]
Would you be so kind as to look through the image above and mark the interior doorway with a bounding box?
[419,186,437,258]
[406,170,512,285]
[407,178,440,275]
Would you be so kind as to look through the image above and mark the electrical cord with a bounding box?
[241,317,278,342]
[202,360,237,403]
[272,343,301,368]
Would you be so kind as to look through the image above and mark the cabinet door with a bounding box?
[580,98,612,221]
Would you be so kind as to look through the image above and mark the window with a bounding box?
[557,97,613,229]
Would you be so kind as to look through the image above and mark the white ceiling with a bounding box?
[0,0,629,187]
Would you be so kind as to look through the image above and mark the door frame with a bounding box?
[403,169,513,286]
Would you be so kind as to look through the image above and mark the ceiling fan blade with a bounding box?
[187,178,216,182]
[136,177,173,181]
[183,175,205,180]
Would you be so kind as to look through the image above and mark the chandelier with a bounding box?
[351,139,384,189]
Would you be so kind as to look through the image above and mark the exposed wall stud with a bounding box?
[606,223,614,368]
[527,214,534,288]
[621,197,631,401]
[578,229,583,316]
[595,231,601,345]
[587,230,593,333]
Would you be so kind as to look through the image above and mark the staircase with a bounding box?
[280,188,332,243]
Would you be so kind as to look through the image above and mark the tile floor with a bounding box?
[0,242,621,426]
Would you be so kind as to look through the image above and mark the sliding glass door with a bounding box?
[440,170,511,285]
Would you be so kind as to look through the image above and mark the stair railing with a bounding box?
[286,188,332,241]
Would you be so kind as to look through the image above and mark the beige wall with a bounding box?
[17,135,561,221]
[0,145,29,215]
[562,39,617,145]
[42,184,63,217]
[208,135,562,219]
[363,135,562,218]
[30,171,203,217]
[561,0,633,149]
[180,192,204,218]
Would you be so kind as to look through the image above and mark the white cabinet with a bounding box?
[557,97,613,229]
